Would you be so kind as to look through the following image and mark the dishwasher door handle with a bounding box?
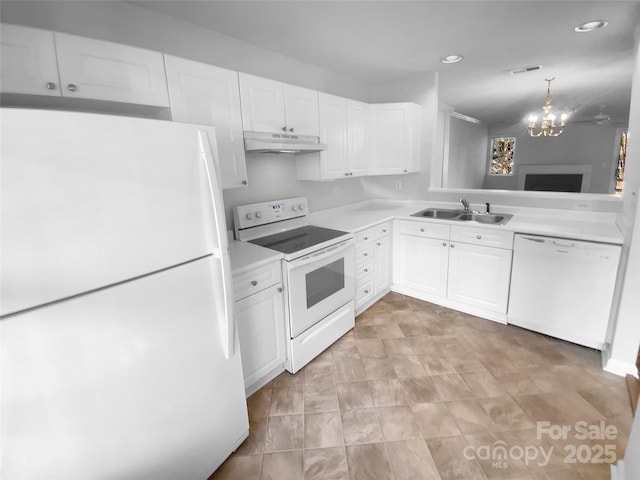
[553,240,575,247]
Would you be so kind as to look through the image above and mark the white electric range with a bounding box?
[234,197,355,373]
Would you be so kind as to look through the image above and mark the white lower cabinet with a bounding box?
[447,241,512,313]
[355,220,393,314]
[234,263,286,396]
[396,234,449,297]
[394,220,513,322]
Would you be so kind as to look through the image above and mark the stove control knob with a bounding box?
[255,211,262,219]
[246,212,253,220]
[292,205,298,212]
[298,203,306,211]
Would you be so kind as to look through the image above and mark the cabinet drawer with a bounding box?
[356,276,375,307]
[399,220,449,240]
[355,244,374,264]
[233,261,282,301]
[356,258,375,281]
[450,225,514,249]
[355,226,376,244]
[374,220,392,239]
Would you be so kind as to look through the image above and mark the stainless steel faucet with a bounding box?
[460,198,470,211]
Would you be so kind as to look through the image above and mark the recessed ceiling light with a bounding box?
[574,20,608,32]
[441,55,463,64]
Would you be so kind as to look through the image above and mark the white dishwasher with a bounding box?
[508,234,621,349]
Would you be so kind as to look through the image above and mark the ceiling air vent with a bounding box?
[510,65,542,75]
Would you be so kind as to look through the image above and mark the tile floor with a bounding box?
[211,293,633,480]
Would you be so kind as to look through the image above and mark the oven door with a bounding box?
[286,240,355,338]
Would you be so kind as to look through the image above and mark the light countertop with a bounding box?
[309,200,624,244]
[229,240,283,275]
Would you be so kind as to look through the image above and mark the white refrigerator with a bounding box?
[0,108,249,479]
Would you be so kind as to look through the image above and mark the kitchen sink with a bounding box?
[411,208,513,225]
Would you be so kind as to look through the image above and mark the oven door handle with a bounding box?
[289,240,353,268]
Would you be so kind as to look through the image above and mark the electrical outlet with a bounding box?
[395,180,402,190]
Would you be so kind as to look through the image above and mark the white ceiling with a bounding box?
[133,0,639,127]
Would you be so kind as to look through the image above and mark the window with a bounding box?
[489,137,516,175]
[615,131,628,196]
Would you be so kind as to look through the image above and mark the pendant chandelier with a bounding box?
[527,77,568,137]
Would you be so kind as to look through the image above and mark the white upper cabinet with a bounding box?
[239,73,319,136]
[54,33,169,106]
[296,93,369,180]
[165,55,248,189]
[283,84,320,136]
[369,103,421,175]
[1,24,61,96]
[347,99,370,176]
[1,24,169,107]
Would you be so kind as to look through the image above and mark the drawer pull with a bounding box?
[277,287,283,293]
[363,252,368,256]
[476,235,482,239]
[420,228,425,232]
[451,243,456,248]
[376,242,381,246]
[364,289,369,294]
[442,242,447,247]
[382,229,387,233]
[363,236,369,240]
[250,280,258,286]
[364,268,369,273]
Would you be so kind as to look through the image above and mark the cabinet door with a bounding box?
[347,100,370,176]
[1,24,61,96]
[54,33,169,106]
[284,84,320,136]
[319,93,349,179]
[396,235,449,297]
[374,234,392,293]
[239,73,286,134]
[369,104,410,175]
[165,56,248,189]
[447,243,512,313]
[236,283,285,392]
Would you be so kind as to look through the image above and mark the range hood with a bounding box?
[244,131,326,154]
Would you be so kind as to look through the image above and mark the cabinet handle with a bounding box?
[376,242,381,246]
[67,84,78,92]
[345,172,350,176]
[282,126,287,132]
[250,280,258,286]
[382,229,387,233]
[476,235,482,239]
[364,289,369,294]
[277,287,283,293]
[242,180,248,185]
[45,82,57,90]
[363,236,368,240]
[363,253,368,256]
[404,169,408,173]
[364,268,368,273]
[420,228,425,232]
[442,242,447,246]
[289,128,294,132]
[451,243,456,248]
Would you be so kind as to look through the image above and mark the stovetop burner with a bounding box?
[248,225,348,255]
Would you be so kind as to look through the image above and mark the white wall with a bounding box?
[483,122,621,194]
[605,18,640,376]
[445,117,488,189]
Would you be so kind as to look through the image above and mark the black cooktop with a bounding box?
[249,225,349,254]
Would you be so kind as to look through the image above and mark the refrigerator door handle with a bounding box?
[198,130,234,359]
[198,130,228,254]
